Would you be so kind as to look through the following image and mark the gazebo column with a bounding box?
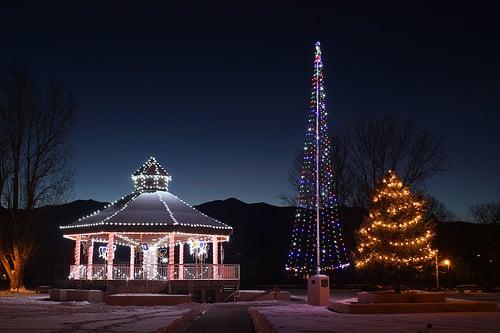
[74,235,81,279]
[74,235,81,266]
[179,243,184,280]
[86,240,93,280]
[129,245,135,280]
[168,236,175,280]
[212,236,219,279]
[106,233,114,280]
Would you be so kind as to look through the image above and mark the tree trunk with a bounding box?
[3,251,26,291]
[9,259,25,291]
[393,270,401,293]
[0,255,25,291]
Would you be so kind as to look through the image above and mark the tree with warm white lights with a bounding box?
[356,170,435,283]
[286,42,350,275]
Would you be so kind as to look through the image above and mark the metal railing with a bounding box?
[69,264,240,281]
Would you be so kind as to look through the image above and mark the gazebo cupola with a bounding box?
[131,156,172,192]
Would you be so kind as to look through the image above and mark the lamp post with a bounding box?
[435,251,440,290]
[435,252,452,290]
[442,258,451,287]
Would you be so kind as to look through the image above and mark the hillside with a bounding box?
[2,198,498,287]
[195,198,366,284]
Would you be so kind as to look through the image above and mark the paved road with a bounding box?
[182,303,255,333]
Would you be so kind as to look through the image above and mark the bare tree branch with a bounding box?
[469,201,500,224]
[282,114,446,209]
[346,114,446,207]
[0,67,75,290]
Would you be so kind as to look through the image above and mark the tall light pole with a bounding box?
[314,41,321,275]
[286,41,350,277]
[308,42,332,306]
[285,41,350,305]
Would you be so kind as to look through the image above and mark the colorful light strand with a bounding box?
[286,42,350,274]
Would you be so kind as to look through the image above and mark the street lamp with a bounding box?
[435,253,452,290]
[436,258,452,289]
[442,259,451,271]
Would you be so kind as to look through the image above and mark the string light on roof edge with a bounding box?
[60,157,233,231]
[285,42,350,275]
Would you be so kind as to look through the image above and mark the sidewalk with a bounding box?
[249,303,500,333]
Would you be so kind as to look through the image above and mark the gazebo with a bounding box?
[60,157,239,285]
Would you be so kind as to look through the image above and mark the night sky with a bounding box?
[1,2,499,218]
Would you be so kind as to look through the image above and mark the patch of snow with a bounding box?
[67,301,91,305]
[0,294,200,332]
[0,294,55,305]
[249,303,500,333]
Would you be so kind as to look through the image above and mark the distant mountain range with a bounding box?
[5,197,499,287]
[195,198,366,284]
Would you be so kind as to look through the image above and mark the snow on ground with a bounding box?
[249,303,500,333]
[0,294,199,332]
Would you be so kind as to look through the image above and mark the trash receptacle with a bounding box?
[307,274,330,306]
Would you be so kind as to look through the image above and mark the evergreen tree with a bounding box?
[356,170,435,270]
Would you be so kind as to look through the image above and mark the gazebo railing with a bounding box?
[69,264,240,281]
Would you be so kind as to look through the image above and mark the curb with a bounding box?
[248,307,278,333]
[158,303,203,333]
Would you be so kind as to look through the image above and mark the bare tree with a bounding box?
[277,151,302,207]
[0,67,75,290]
[0,115,10,201]
[331,131,354,205]
[469,201,500,224]
[346,115,445,207]
[425,196,456,223]
[282,114,446,209]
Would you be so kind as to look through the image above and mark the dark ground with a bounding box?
[182,303,256,333]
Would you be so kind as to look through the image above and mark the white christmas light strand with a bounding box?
[163,191,232,229]
[152,234,171,248]
[115,233,140,246]
[74,194,133,222]
[60,192,233,230]
[131,156,172,192]
[157,192,179,225]
[64,231,229,242]
[60,193,139,229]
[132,156,169,176]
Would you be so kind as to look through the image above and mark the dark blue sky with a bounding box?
[1,2,499,218]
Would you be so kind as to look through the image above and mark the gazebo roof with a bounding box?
[60,158,233,235]
[132,156,170,177]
